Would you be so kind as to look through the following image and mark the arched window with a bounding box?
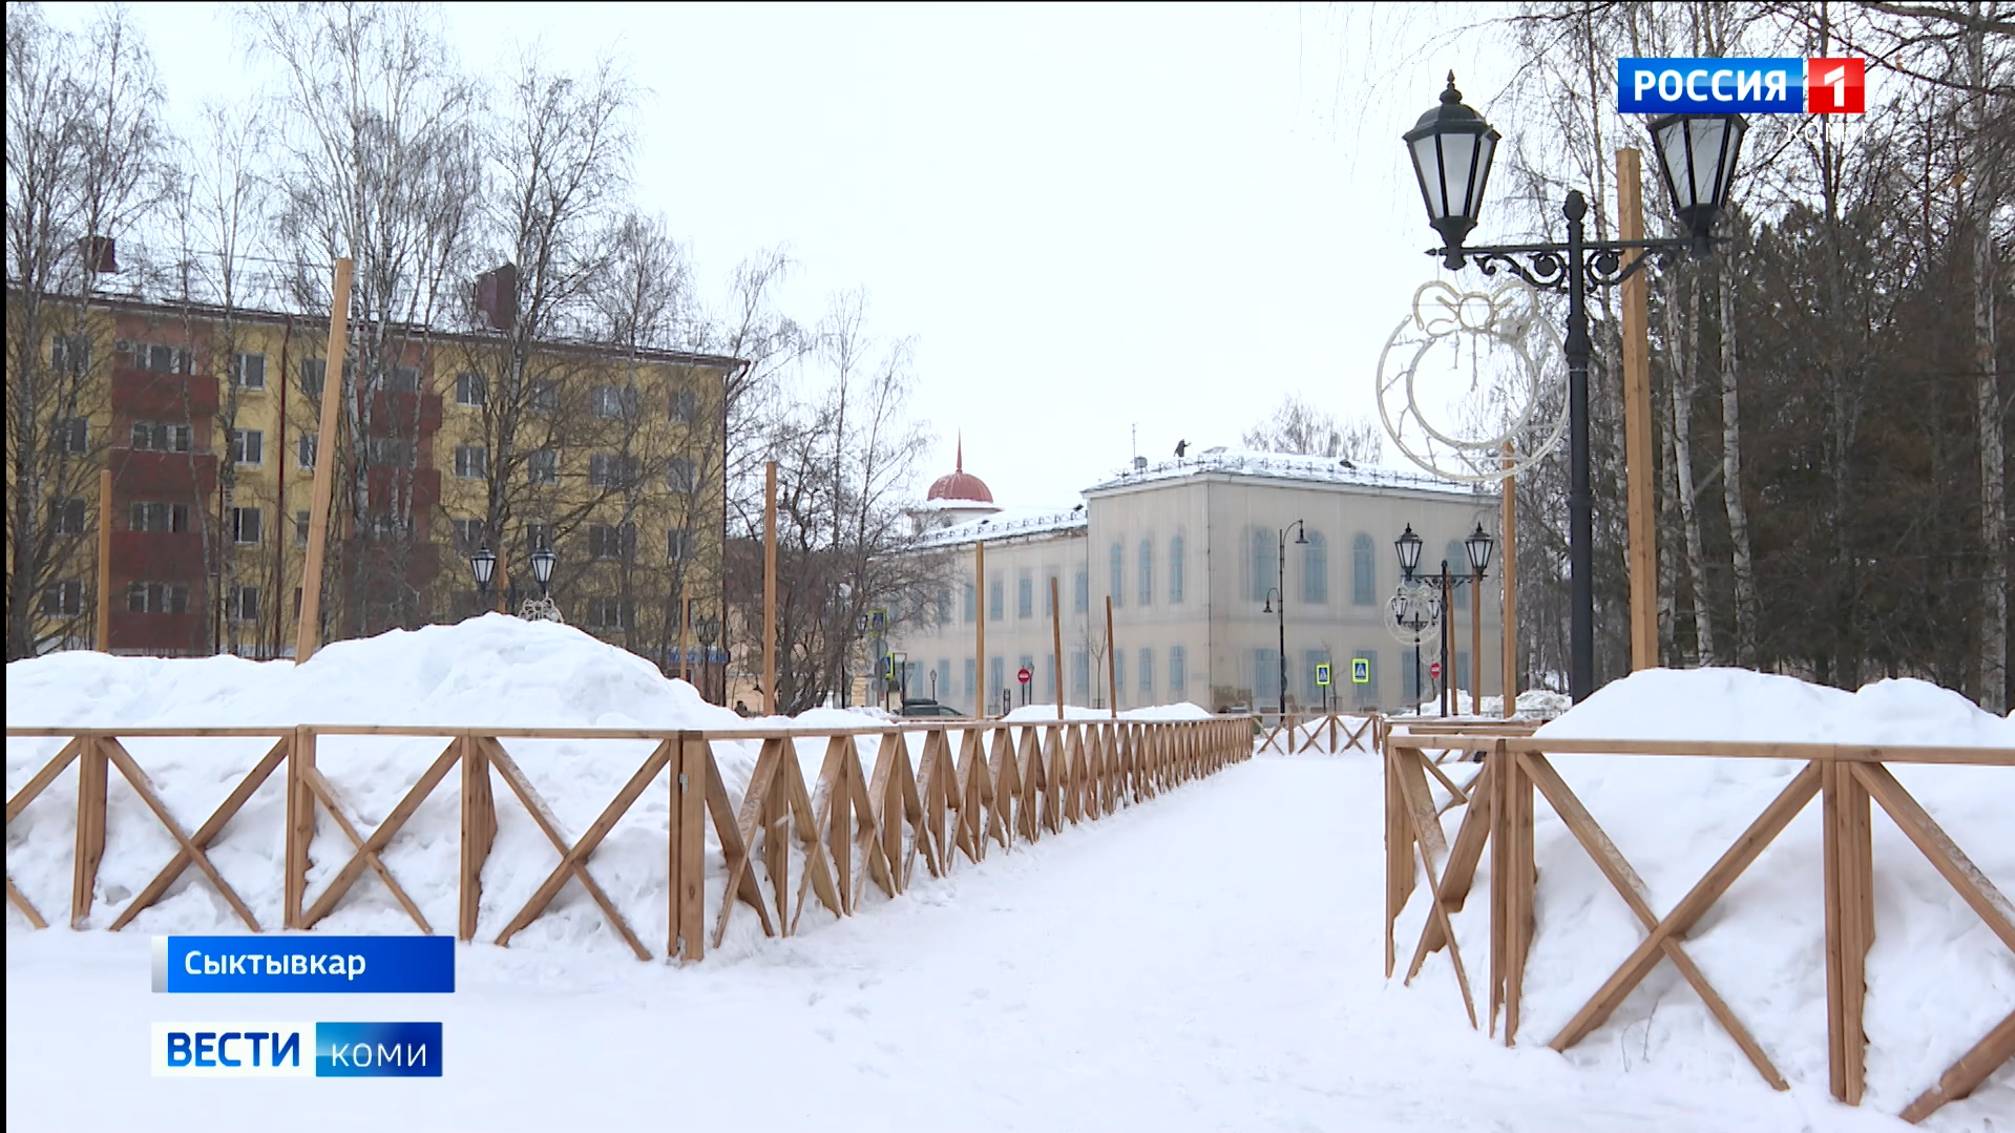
[1352,533,1376,606]
[1302,530,1328,603]
[1169,533,1186,604]
[1250,527,1277,602]
[1138,537,1154,606]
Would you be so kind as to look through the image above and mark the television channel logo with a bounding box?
[1618,57,1865,115]
[153,1022,442,1078]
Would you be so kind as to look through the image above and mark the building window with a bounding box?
[368,437,412,466]
[937,586,952,625]
[1074,568,1088,613]
[1108,542,1124,608]
[588,598,635,630]
[1253,648,1280,706]
[1302,530,1328,604]
[1455,651,1470,696]
[1072,650,1089,698]
[666,528,695,562]
[54,417,88,454]
[297,434,317,470]
[229,429,263,466]
[1138,538,1154,606]
[670,388,700,423]
[42,580,84,616]
[962,582,976,624]
[49,497,87,535]
[299,359,326,400]
[1445,541,1466,580]
[1114,650,1126,707]
[989,657,1005,707]
[1139,647,1153,697]
[1169,534,1185,605]
[588,453,636,488]
[1353,652,1379,705]
[294,510,310,547]
[589,523,637,561]
[1042,570,1058,616]
[135,343,190,374]
[127,582,190,614]
[382,366,420,393]
[1352,534,1376,606]
[452,518,484,551]
[531,381,559,413]
[1250,528,1278,602]
[1303,649,1326,707]
[989,578,1003,622]
[50,334,90,373]
[455,372,486,406]
[231,506,262,545]
[131,421,192,453]
[454,445,487,479]
[963,658,978,706]
[227,585,260,622]
[1402,651,1421,703]
[528,448,558,484]
[667,457,697,493]
[591,385,637,419]
[936,660,952,702]
[1017,654,1036,700]
[231,352,266,389]
[130,501,190,533]
[1169,645,1187,696]
[1017,573,1033,619]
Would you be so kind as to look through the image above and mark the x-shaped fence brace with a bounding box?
[6,719,1251,969]
[1258,714,1383,756]
[1384,731,2015,1124]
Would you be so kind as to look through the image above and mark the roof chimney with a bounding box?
[474,263,519,331]
[79,235,119,274]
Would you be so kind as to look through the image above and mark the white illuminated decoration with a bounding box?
[1386,579,1443,648]
[1376,279,1567,484]
[518,595,564,623]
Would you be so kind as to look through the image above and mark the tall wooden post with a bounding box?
[1618,148,1658,671]
[95,468,113,651]
[678,595,693,685]
[1472,573,1483,718]
[293,257,353,663]
[1050,576,1065,720]
[974,541,986,717]
[1442,568,1455,717]
[762,460,777,715]
[1104,596,1117,719]
[1501,444,1519,719]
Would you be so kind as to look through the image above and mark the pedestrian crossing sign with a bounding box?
[1314,662,1332,688]
[1351,658,1371,685]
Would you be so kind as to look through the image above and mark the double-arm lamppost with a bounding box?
[1260,519,1308,720]
[1406,74,1745,701]
[1395,522,1494,716]
[470,544,498,611]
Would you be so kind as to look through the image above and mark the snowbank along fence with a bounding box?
[1381,722,2014,1125]
[1255,713,1382,756]
[5,717,1249,962]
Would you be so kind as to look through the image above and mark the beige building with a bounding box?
[888,447,1502,715]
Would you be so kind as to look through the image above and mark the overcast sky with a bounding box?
[57,1,1522,507]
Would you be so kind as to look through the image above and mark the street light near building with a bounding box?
[1394,522,1494,716]
[1260,519,1308,721]
[1406,73,1743,702]
[469,544,497,611]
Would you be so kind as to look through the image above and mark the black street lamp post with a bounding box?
[469,544,497,611]
[1406,74,1744,702]
[1261,519,1308,721]
[1394,523,1494,717]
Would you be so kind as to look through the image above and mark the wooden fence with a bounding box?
[4,716,1250,962]
[1383,724,2015,1124]
[1256,713,1383,756]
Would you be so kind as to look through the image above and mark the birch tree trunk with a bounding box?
[1718,254,1759,668]
[1666,270,1716,663]
[1966,0,2007,712]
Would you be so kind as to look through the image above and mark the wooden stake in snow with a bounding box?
[1050,576,1064,720]
[763,460,778,715]
[95,468,112,651]
[1618,149,1658,672]
[294,257,352,664]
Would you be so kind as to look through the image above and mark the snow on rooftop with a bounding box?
[913,505,1087,550]
[1086,447,1485,498]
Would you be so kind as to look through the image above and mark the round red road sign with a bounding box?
[1429,661,1443,680]
[1017,666,1032,685]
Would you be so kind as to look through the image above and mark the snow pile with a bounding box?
[5,617,1206,960]
[1397,667,2014,1118]
[1002,702,1216,723]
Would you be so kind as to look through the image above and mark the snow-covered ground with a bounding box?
[8,754,1975,1133]
[6,623,2010,1130]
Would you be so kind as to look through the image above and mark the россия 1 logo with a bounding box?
[1618,57,1865,115]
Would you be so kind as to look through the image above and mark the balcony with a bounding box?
[110,530,208,579]
[109,610,206,654]
[110,449,219,497]
[365,466,441,512]
[366,391,442,435]
[111,366,220,418]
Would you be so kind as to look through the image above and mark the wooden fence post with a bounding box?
[71,735,108,927]
[458,732,494,941]
[1824,759,1874,1103]
[285,725,316,929]
[671,732,706,961]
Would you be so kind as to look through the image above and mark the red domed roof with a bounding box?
[927,436,993,503]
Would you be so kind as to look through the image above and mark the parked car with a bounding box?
[897,698,963,719]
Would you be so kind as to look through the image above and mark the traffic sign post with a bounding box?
[1017,666,1032,708]
[1351,658,1371,685]
[1315,662,1332,688]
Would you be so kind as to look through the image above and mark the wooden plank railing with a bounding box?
[1256,713,1383,755]
[5,716,1251,962]
[1381,724,2015,1125]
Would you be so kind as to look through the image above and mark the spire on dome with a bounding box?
[956,432,964,473]
[926,432,994,504]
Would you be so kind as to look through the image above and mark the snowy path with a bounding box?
[6,756,1916,1132]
